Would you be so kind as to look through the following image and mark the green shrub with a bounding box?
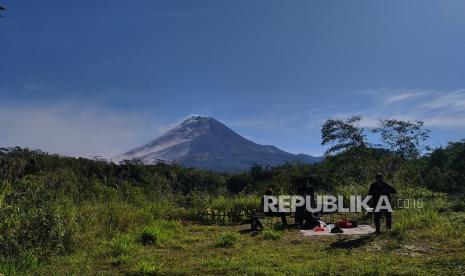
[393,208,438,234]
[262,229,282,240]
[0,179,77,262]
[131,260,160,276]
[390,206,460,241]
[137,220,183,246]
[452,199,465,212]
[0,250,39,275]
[111,234,135,256]
[111,254,131,267]
[138,230,162,246]
[215,233,238,248]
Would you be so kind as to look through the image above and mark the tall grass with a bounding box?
[1,147,465,274]
[215,233,239,248]
[137,220,184,247]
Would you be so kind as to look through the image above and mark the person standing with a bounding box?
[368,173,396,234]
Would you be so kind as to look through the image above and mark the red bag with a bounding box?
[335,219,353,228]
[313,226,326,232]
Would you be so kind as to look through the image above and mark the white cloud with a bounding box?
[355,88,465,129]
[422,116,465,128]
[384,90,429,105]
[0,102,167,159]
[356,88,433,105]
[417,89,465,111]
[3,88,460,161]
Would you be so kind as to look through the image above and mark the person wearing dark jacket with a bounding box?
[368,173,397,234]
[295,183,309,225]
[295,182,320,229]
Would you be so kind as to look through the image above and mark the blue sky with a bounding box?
[1,0,465,158]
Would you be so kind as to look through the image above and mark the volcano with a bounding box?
[119,116,321,171]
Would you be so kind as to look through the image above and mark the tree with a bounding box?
[250,164,270,181]
[227,174,252,194]
[373,119,430,159]
[321,115,366,156]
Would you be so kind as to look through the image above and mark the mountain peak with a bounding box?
[169,116,224,137]
[120,117,322,171]
[180,116,218,126]
[184,115,212,121]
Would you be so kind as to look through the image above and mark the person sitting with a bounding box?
[294,184,307,226]
[261,188,288,228]
[295,180,320,229]
[301,184,320,229]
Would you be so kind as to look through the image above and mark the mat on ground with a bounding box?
[300,225,376,236]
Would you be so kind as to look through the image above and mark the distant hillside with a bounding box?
[119,116,322,171]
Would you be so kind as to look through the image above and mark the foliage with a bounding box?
[215,233,238,248]
[111,234,136,256]
[227,173,253,194]
[321,115,366,156]
[36,207,465,275]
[421,140,465,193]
[131,261,161,276]
[373,119,430,159]
[0,128,465,274]
[261,229,282,240]
[137,220,183,246]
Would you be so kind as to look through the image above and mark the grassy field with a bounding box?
[13,200,464,275]
[1,149,465,275]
